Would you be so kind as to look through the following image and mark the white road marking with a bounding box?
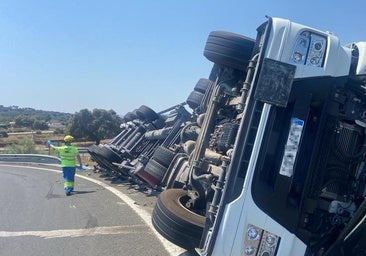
[0,225,147,239]
[0,164,185,255]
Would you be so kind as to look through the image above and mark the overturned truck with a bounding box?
[151,17,366,255]
[88,78,213,188]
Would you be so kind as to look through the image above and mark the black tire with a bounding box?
[91,144,104,156]
[87,144,98,155]
[152,146,176,167]
[136,158,167,187]
[152,189,205,251]
[186,91,204,110]
[204,30,255,71]
[88,144,100,161]
[136,105,160,122]
[143,159,167,185]
[132,109,142,120]
[194,78,212,94]
[99,146,122,163]
[123,112,138,122]
[152,116,166,129]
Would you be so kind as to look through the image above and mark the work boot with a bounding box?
[65,187,72,196]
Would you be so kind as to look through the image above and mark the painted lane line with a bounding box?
[0,225,147,239]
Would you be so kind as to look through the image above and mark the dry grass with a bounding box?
[0,133,99,167]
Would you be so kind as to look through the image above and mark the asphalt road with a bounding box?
[0,164,184,256]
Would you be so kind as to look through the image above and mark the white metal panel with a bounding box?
[265,17,351,78]
[211,104,307,256]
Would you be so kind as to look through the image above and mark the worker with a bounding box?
[47,135,82,196]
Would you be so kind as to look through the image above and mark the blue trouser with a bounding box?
[62,167,76,194]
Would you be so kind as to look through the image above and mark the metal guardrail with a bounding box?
[0,154,61,165]
[78,148,89,154]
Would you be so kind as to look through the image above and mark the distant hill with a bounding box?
[0,105,71,123]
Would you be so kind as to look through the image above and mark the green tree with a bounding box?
[67,109,94,139]
[0,130,8,138]
[14,115,34,127]
[32,119,49,130]
[68,109,122,144]
[0,116,10,124]
[14,115,48,130]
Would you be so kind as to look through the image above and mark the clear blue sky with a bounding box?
[0,0,365,115]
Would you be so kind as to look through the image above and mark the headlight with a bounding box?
[245,246,256,255]
[247,226,260,240]
[290,31,327,67]
[265,234,277,247]
[244,224,280,256]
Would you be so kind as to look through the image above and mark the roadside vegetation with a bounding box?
[2,138,41,154]
[0,106,123,159]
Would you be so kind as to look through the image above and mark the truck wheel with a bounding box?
[90,144,104,157]
[152,189,205,251]
[123,112,138,122]
[87,145,99,161]
[204,30,255,71]
[137,159,167,187]
[99,146,122,163]
[87,144,98,155]
[194,78,212,94]
[136,105,160,122]
[152,146,176,167]
[132,109,142,120]
[186,91,204,110]
[152,116,166,129]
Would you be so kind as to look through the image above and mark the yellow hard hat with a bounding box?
[64,135,74,143]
